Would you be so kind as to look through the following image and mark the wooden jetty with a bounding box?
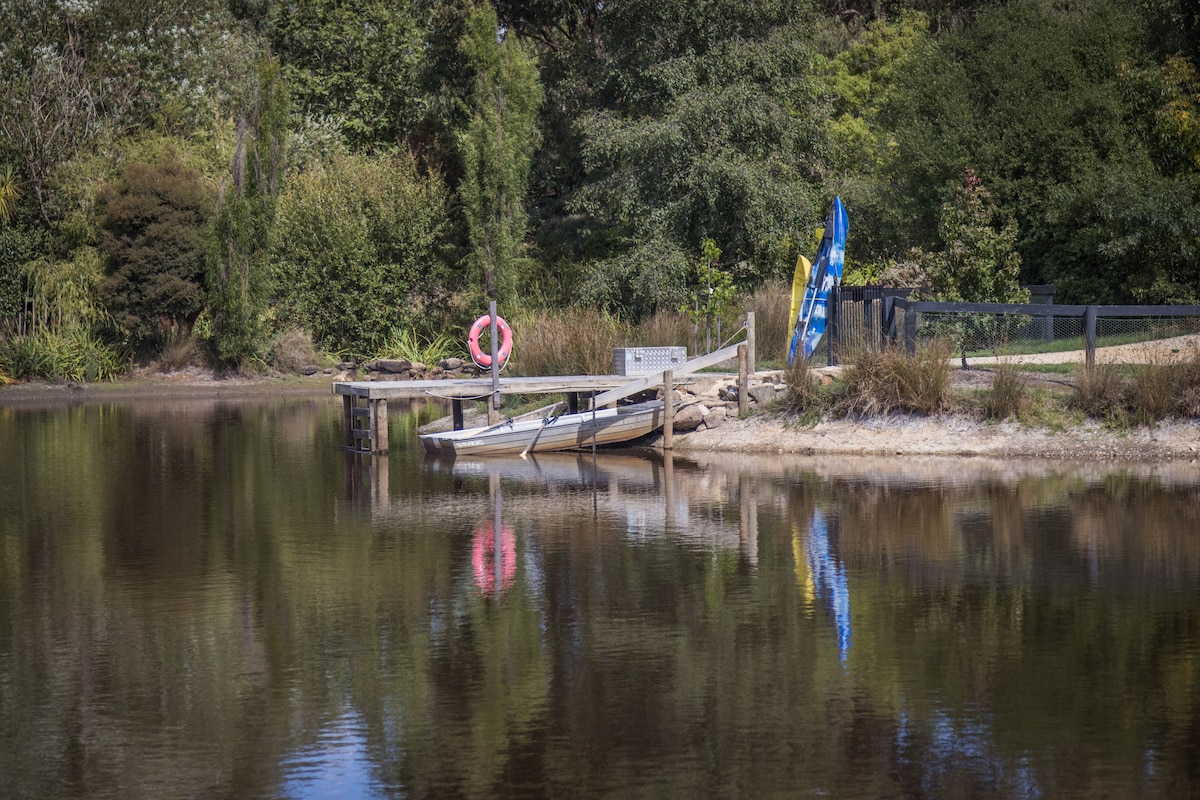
[334,342,750,454]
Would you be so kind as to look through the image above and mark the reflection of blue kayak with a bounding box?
[805,508,851,661]
[788,197,849,366]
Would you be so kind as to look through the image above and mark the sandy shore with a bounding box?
[5,365,1200,461]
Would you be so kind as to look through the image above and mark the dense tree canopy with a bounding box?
[0,0,1198,369]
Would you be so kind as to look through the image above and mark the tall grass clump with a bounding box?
[1071,348,1200,424]
[838,338,952,416]
[373,328,460,366]
[1072,363,1130,421]
[983,364,1029,420]
[0,329,128,381]
[509,306,630,375]
[783,356,838,424]
[154,324,207,372]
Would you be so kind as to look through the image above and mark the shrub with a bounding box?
[99,158,215,353]
[271,151,449,358]
[838,338,952,416]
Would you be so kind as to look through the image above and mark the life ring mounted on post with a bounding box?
[467,313,513,369]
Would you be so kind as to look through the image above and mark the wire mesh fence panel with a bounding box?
[900,310,1200,360]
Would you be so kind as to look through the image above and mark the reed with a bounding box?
[631,309,693,350]
[744,278,792,364]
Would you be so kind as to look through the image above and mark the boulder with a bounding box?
[672,403,705,432]
[300,364,320,376]
[368,358,412,374]
[704,406,728,429]
[441,357,465,371]
[749,383,777,404]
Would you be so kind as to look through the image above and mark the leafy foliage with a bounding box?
[99,158,215,351]
[570,1,828,317]
[919,168,1026,305]
[268,0,426,150]
[272,152,448,357]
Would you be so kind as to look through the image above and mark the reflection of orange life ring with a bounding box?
[467,314,512,369]
[472,523,516,597]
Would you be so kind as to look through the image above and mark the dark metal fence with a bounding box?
[822,285,1200,368]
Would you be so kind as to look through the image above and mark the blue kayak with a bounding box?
[788,197,849,366]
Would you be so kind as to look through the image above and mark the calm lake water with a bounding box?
[2,395,1199,799]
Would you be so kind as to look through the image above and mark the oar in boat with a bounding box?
[520,403,565,458]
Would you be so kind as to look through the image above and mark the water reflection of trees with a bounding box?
[3,405,1200,797]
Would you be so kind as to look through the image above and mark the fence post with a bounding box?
[884,296,897,345]
[1084,305,1097,371]
[828,285,840,366]
[904,305,918,354]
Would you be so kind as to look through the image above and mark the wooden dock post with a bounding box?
[745,310,756,375]
[662,369,674,450]
[737,343,748,417]
[342,394,389,453]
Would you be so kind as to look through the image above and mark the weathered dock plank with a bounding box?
[333,375,634,401]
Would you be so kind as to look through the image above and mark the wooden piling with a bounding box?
[662,368,674,450]
[737,344,748,418]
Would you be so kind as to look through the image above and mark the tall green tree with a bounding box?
[206,54,288,366]
[565,0,829,320]
[457,2,543,304]
[871,0,1189,302]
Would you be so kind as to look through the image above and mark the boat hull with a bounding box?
[419,400,665,457]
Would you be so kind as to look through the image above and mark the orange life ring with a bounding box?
[472,522,516,597]
[467,314,513,369]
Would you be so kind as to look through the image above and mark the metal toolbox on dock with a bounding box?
[612,347,687,376]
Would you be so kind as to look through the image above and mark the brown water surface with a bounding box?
[1,398,1199,798]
